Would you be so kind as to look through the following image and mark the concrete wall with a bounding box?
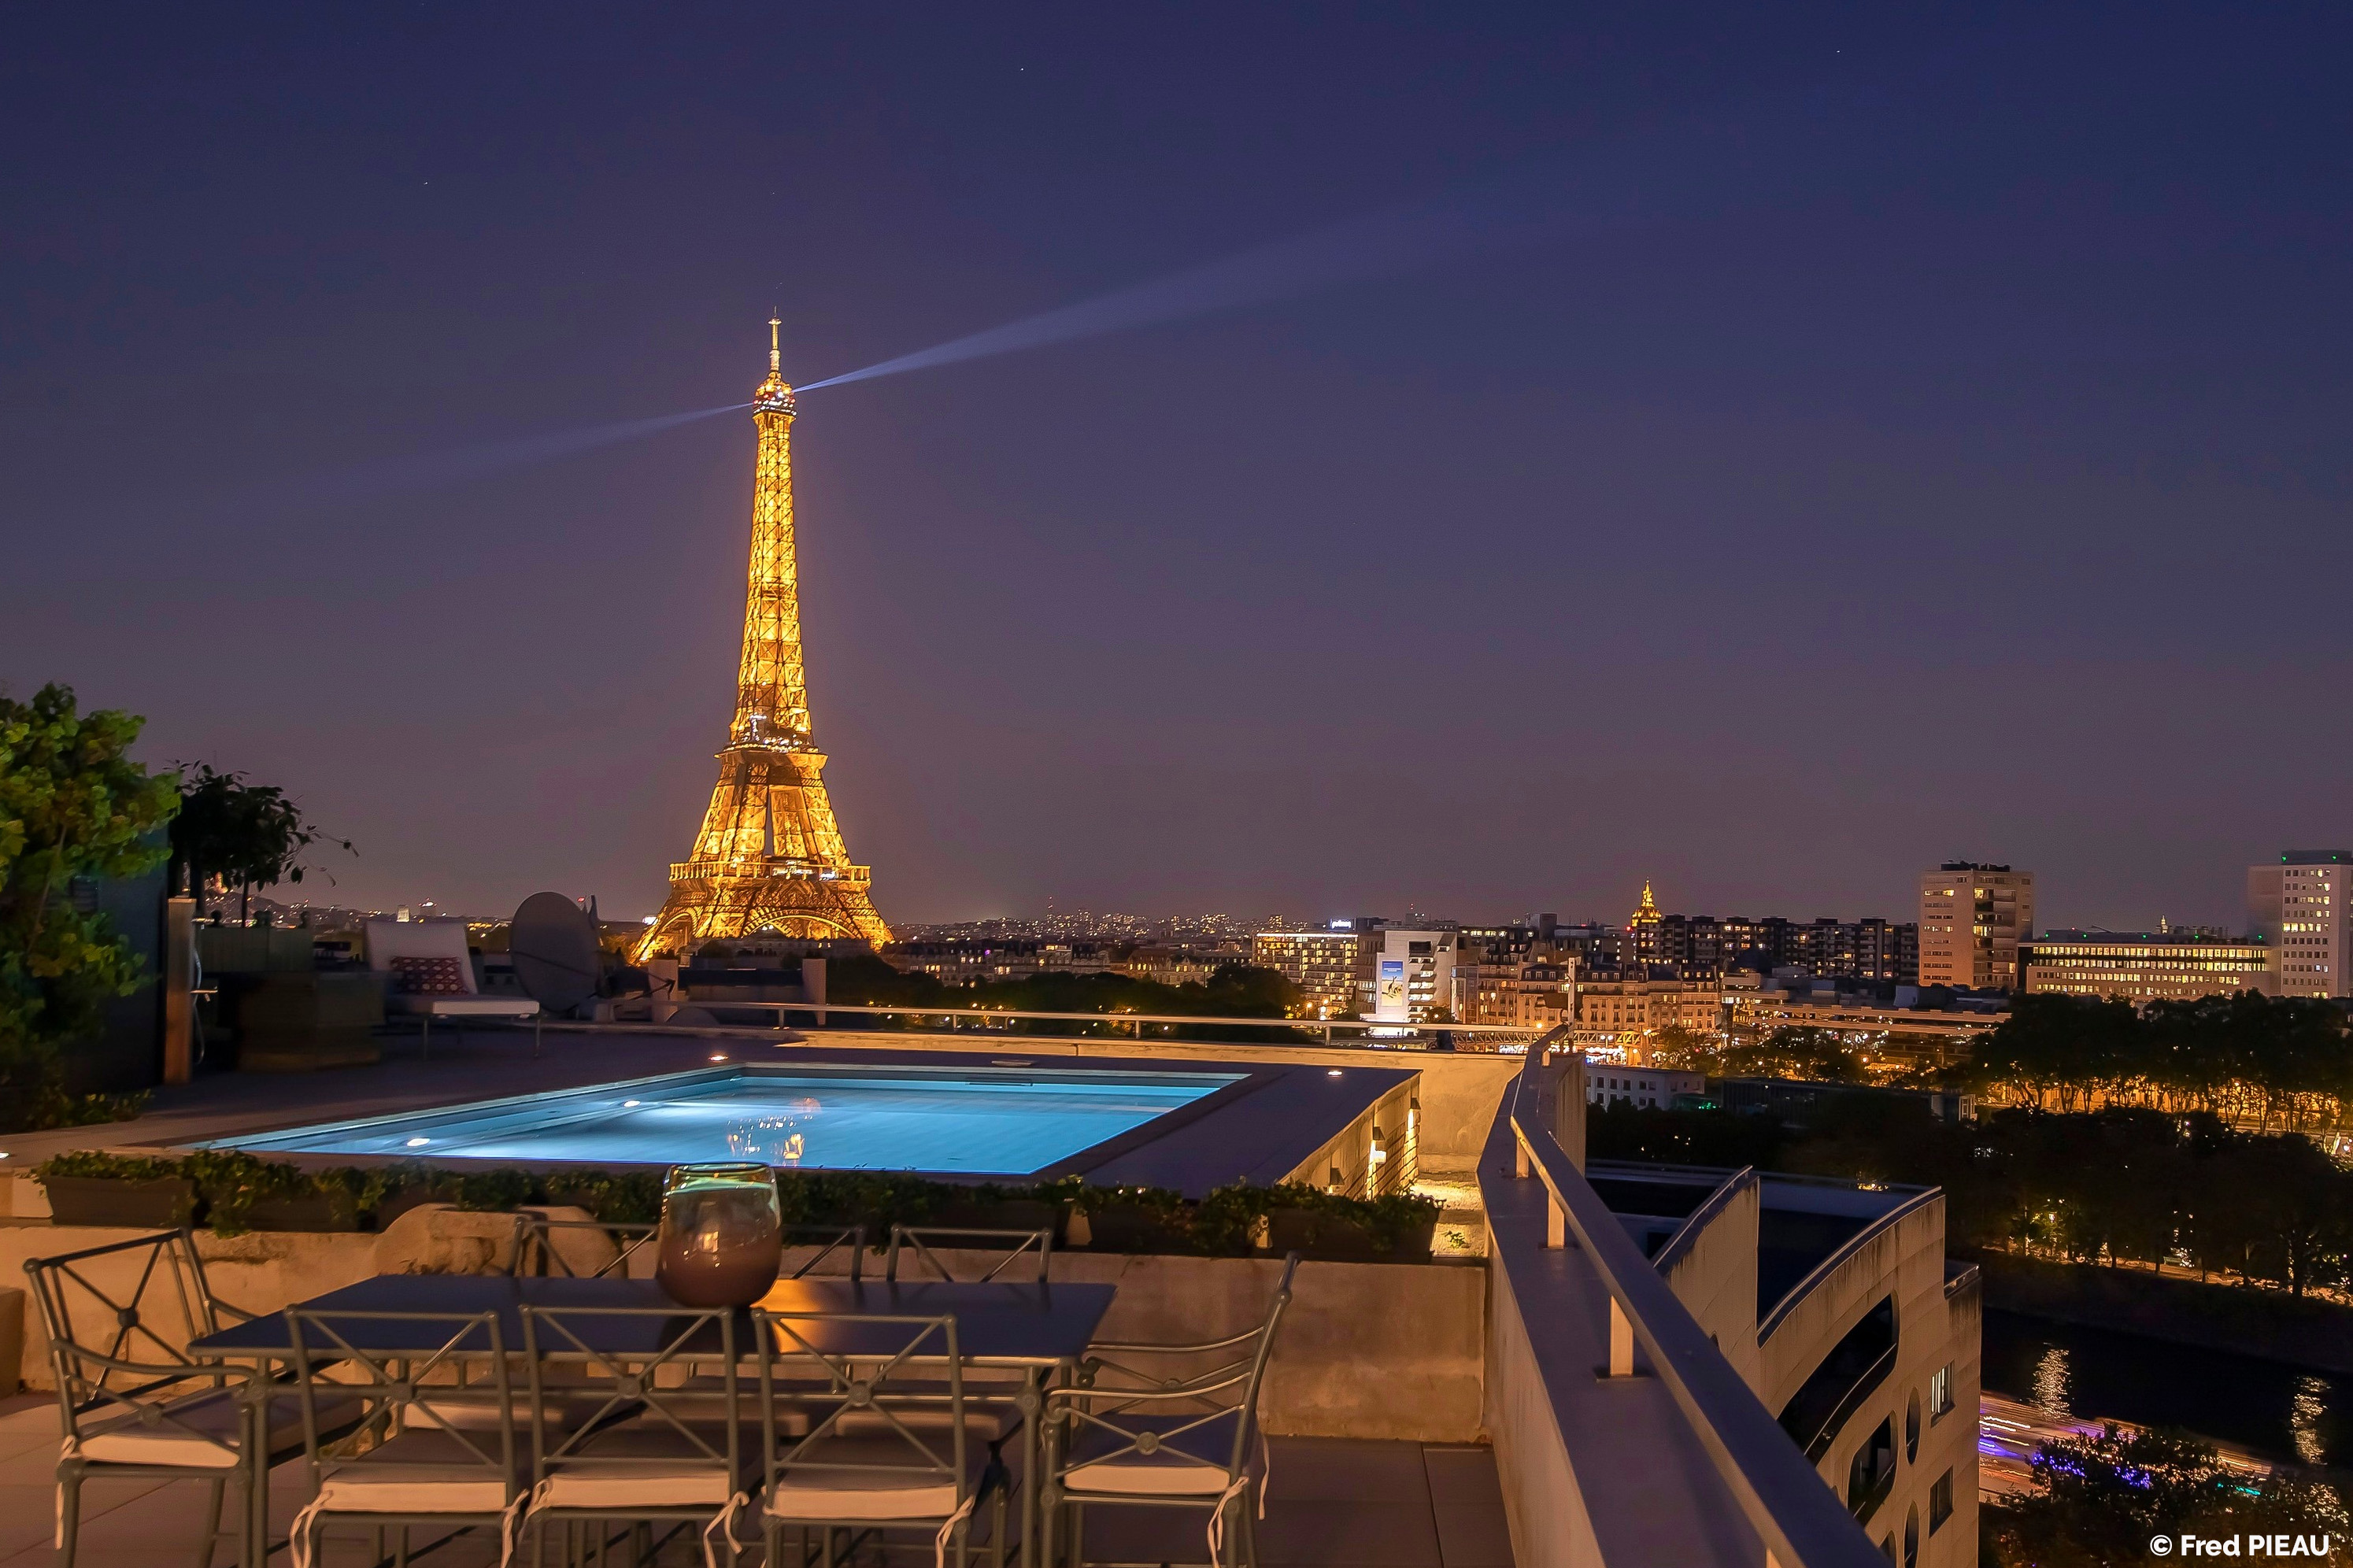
[1659,1174,1763,1393]
[797,1030,1525,1173]
[0,1219,1486,1443]
[1757,1195,1977,1567]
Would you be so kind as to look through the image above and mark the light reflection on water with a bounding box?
[2292,1375,2329,1465]
[726,1096,823,1166]
[2030,1346,2073,1418]
[1985,1309,2351,1470]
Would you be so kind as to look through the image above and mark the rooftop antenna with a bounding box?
[769,314,782,375]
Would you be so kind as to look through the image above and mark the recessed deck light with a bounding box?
[709,1054,728,1063]
[622,1100,641,1108]
[405,1137,431,1148]
[1326,1069,1344,1078]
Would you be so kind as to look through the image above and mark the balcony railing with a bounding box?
[1500,1052,1888,1568]
[668,997,1549,1050]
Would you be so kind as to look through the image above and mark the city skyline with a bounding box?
[6,6,2351,931]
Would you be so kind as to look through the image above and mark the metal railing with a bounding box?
[664,997,1548,1049]
[1503,1055,1887,1568]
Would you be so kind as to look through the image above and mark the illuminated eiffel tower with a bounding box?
[636,322,891,959]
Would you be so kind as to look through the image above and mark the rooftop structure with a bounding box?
[4,1025,1970,1568]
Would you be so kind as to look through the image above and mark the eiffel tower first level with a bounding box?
[635,322,891,960]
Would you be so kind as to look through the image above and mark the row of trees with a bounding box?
[1961,992,2353,1131]
[822,953,1312,1041]
[1590,1098,2353,1298]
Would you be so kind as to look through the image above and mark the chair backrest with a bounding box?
[24,1228,236,1448]
[516,1218,658,1280]
[364,917,480,995]
[286,1308,515,1491]
[885,1225,1050,1285]
[1071,1253,1300,1482]
[784,1223,866,1281]
[756,1311,967,1509]
[520,1304,741,1483]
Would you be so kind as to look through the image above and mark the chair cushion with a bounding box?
[388,956,469,996]
[315,1432,518,1514]
[532,1428,750,1508]
[78,1389,365,1470]
[1062,1413,1243,1497]
[764,1437,969,1522]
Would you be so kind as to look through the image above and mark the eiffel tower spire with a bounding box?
[636,324,890,958]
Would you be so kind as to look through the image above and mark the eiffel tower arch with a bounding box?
[636,323,891,961]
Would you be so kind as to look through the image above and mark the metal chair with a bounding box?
[755,1311,987,1568]
[520,1303,762,1568]
[283,1308,525,1568]
[24,1226,350,1568]
[1042,1254,1300,1568]
[885,1226,1051,1285]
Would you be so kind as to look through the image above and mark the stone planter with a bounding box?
[234,971,386,1071]
[932,1197,1063,1241]
[1266,1207,1436,1263]
[242,1192,362,1233]
[1080,1202,1193,1255]
[42,1176,201,1230]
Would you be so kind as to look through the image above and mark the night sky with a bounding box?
[5,5,2348,930]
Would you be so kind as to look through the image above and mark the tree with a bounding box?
[0,685,179,1132]
[1990,1424,2347,1565]
[1722,1026,1864,1083]
[168,763,352,922]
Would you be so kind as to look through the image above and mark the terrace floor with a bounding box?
[0,1396,1516,1568]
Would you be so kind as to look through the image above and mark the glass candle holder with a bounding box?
[656,1163,783,1307]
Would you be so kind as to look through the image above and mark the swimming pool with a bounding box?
[199,1064,1246,1174]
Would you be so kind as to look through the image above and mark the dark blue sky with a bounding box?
[5,4,2348,930]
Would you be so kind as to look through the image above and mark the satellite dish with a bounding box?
[510,893,602,1013]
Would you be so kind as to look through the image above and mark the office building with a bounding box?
[1251,926,1363,1019]
[2248,850,2352,999]
[1918,863,2034,990]
[2022,930,2275,1003]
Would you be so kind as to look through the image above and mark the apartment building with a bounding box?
[2248,850,2352,999]
[1918,863,2034,990]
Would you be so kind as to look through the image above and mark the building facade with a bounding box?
[1585,1065,1704,1108]
[1917,863,2034,991]
[1251,927,1363,1018]
[2248,850,2351,999]
[1369,926,1459,1023]
[1454,958,1574,1028]
[2022,930,2276,1003]
[1572,974,1726,1043]
[1652,913,1919,982]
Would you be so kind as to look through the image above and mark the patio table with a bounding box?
[190,1273,1116,1568]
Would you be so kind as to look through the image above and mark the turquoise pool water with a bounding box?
[201,1066,1242,1174]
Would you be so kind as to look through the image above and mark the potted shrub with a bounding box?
[1263,1188,1440,1263]
[38,1153,202,1228]
[1076,1187,1195,1254]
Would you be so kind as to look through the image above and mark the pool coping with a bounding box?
[119,1044,1418,1198]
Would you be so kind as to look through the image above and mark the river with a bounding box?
[1984,1307,2353,1469]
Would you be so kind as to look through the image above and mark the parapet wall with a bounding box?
[1,1217,1486,1442]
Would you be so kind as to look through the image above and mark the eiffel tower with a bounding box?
[636,322,891,959]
